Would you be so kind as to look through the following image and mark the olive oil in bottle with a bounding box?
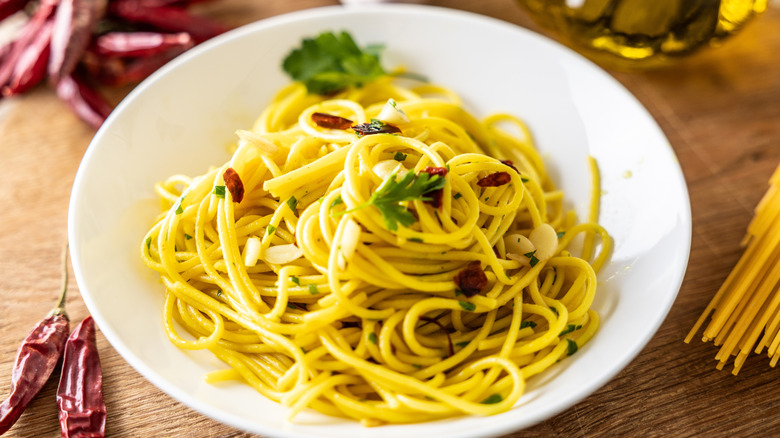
[517,0,766,70]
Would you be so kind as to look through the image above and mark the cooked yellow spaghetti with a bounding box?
[686,163,780,374]
[140,76,611,424]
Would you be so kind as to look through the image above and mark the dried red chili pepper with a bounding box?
[419,316,454,357]
[477,171,511,188]
[352,119,401,136]
[1,19,53,97]
[500,159,519,173]
[0,243,71,435]
[453,260,487,298]
[83,46,188,86]
[57,316,106,438]
[48,0,108,83]
[91,31,193,57]
[137,0,209,7]
[108,0,227,43]
[223,167,244,203]
[56,73,113,129]
[0,0,30,21]
[0,0,57,89]
[420,166,448,208]
[311,112,353,130]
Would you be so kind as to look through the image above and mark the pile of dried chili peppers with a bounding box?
[0,0,227,128]
[0,244,106,436]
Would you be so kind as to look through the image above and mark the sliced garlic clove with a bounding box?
[372,160,407,181]
[504,233,535,255]
[377,98,409,125]
[243,235,262,267]
[264,243,303,265]
[236,130,279,158]
[529,223,559,261]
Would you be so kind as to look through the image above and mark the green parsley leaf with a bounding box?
[481,394,503,404]
[408,237,423,243]
[282,31,386,95]
[521,177,529,183]
[454,192,463,200]
[308,284,318,295]
[214,186,226,198]
[567,338,578,356]
[216,289,223,297]
[557,231,565,238]
[520,320,537,329]
[343,170,446,231]
[524,250,540,267]
[267,225,277,236]
[559,324,582,336]
[287,196,298,211]
[549,306,559,317]
[368,332,378,345]
[458,301,476,312]
[287,303,297,309]
[290,276,300,285]
[330,195,343,209]
[174,198,184,215]
[412,363,423,369]
[184,233,193,240]
[145,236,152,254]
[393,151,407,162]
[455,341,470,348]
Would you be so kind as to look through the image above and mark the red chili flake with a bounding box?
[420,166,448,208]
[500,159,519,173]
[311,112,353,130]
[351,119,401,136]
[453,261,487,297]
[477,171,511,187]
[223,167,244,203]
[419,316,454,357]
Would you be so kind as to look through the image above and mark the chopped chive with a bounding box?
[308,284,318,295]
[408,237,423,243]
[559,324,582,336]
[458,301,476,312]
[481,394,503,404]
[267,225,276,236]
[454,192,462,200]
[567,338,578,356]
[393,151,407,161]
[368,332,378,345]
[524,250,539,267]
[520,320,537,329]
[290,276,300,285]
[213,186,226,198]
[286,196,298,211]
[184,233,193,240]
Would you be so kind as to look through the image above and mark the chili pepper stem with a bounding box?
[49,240,70,319]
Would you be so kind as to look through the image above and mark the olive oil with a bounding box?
[517,0,767,70]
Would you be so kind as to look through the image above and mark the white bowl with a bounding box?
[68,4,691,437]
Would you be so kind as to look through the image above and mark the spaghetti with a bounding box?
[686,163,780,374]
[141,76,611,424]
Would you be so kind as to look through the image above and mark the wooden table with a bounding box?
[1,0,779,436]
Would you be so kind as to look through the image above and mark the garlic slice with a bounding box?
[236,130,279,158]
[243,236,262,267]
[264,244,303,265]
[529,224,559,261]
[377,98,409,125]
[372,160,407,181]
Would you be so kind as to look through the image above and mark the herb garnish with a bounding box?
[341,169,445,231]
[282,31,386,95]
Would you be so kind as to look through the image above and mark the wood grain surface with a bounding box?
[1,1,779,437]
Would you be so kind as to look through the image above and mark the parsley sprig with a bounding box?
[282,31,386,95]
[341,170,446,231]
